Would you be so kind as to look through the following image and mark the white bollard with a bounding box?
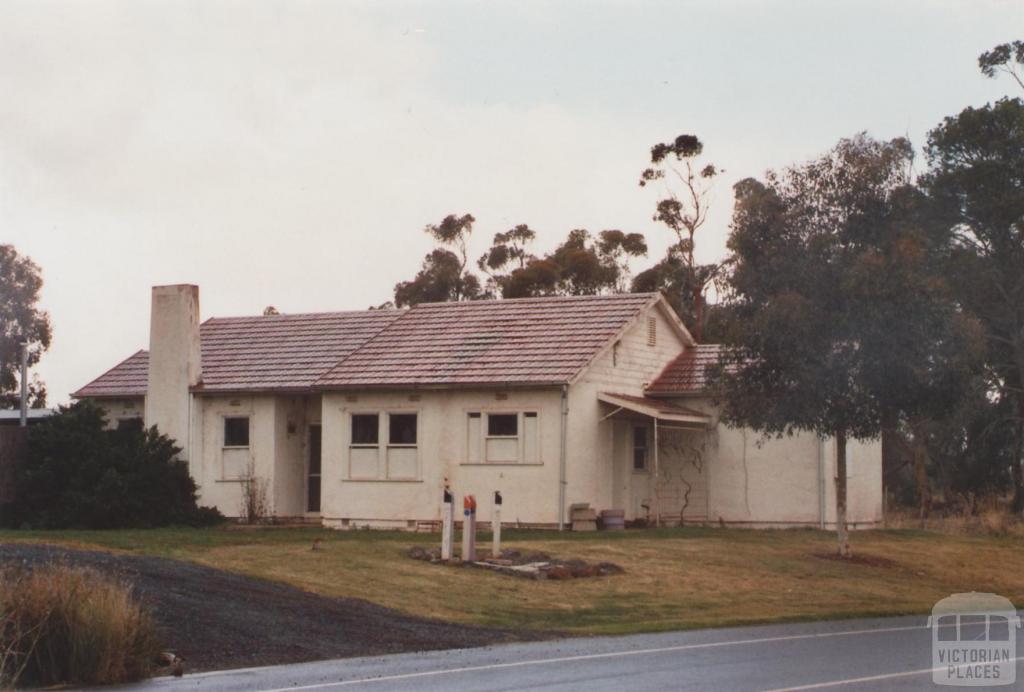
[461,495,477,562]
[492,491,502,558]
[441,488,454,561]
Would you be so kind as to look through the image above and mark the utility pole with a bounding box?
[19,340,29,427]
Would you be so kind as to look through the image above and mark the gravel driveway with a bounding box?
[0,544,532,673]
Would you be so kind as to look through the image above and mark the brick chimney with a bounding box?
[144,285,202,458]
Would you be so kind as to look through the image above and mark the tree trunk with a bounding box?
[909,420,932,524]
[1012,396,1024,514]
[692,286,704,343]
[835,429,851,558]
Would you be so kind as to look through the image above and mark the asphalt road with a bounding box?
[126,614,1022,691]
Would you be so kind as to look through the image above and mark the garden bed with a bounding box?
[407,545,625,580]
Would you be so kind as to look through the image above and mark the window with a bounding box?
[387,413,418,479]
[351,414,379,445]
[633,425,648,471]
[116,417,143,432]
[488,414,518,437]
[647,317,657,346]
[389,414,417,445]
[348,412,419,480]
[224,417,250,447]
[468,411,539,464]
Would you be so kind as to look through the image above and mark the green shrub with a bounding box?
[0,564,161,687]
[2,401,224,529]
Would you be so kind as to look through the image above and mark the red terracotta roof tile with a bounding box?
[316,293,657,388]
[73,310,401,398]
[73,350,149,398]
[74,294,660,397]
[646,344,733,395]
[196,310,401,392]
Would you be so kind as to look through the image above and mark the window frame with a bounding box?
[346,410,422,481]
[464,410,541,465]
[223,416,251,449]
[387,412,419,448]
[632,424,649,472]
[486,412,519,439]
[350,413,380,448]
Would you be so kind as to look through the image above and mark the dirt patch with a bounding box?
[408,546,625,580]
[0,544,537,673]
[813,552,899,569]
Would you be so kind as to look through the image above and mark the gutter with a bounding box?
[558,384,568,531]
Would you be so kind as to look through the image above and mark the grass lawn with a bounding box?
[1,525,1021,635]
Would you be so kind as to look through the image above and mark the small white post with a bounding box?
[441,487,454,561]
[492,491,502,557]
[461,495,477,562]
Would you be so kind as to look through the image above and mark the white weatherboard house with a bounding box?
[74,285,883,529]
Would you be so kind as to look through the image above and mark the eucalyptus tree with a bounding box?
[713,135,976,556]
[393,213,485,306]
[637,134,725,341]
[0,245,51,409]
[923,96,1024,510]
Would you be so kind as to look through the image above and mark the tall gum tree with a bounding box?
[713,135,977,556]
[636,134,726,341]
[923,96,1024,511]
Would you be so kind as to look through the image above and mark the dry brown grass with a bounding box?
[0,563,160,688]
[884,502,1024,537]
[2,526,1023,636]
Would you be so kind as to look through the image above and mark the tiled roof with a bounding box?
[74,294,660,397]
[74,350,149,398]
[197,310,401,392]
[73,310,401,398]
[646,344,732,395]
[316,293,658,388]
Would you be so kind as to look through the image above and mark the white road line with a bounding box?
[764,656,1023,691]
[255,622,940,692]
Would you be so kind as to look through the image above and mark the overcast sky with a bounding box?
[2,0,1020,404]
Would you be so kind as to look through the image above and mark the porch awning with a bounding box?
[598,392,712,427]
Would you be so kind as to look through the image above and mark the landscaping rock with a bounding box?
[596,562,626,576]
[542,565,573,580]
[406,545,624,581]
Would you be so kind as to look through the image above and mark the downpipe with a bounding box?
[558,385,568,531]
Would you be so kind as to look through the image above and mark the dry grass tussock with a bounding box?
[885,498,1024,537]
[0,563,160,688]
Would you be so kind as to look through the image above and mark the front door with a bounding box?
[307,425,322,513]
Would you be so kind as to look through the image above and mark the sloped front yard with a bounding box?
[2,526,1023,643]
[0,543,528,673]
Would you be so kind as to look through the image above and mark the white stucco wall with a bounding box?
[319,388,564,528]
[663,397,884,528]
[145,285,201,459]
[187,393,319,518]
[94,397,146,429]
[570,301,692,522]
